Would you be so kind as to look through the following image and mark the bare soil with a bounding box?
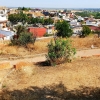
[0,36,100,99]
[0,57,100,99]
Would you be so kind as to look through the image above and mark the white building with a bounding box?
[0,30,15,41]
[0,7,8,30]
[85,20,100,27]
[70,19,81,26]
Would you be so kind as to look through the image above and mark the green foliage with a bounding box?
[75,11,100,19]
[18,7,31,11]
[15,25,26,36]
[55,20,72,38]
[44,17,54,25]
[44,33,53,37]
[75,11,92,17]
[9,12,54,25]
[11,32,36,46]
[47,38,76,65]
[28,17,54,25]
[94,12,100,19]
[8,12,28,24]
[81,25,91,37]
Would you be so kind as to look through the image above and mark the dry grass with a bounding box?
[71,37,100,49]
[0,62,11,70]
[0,57,100,90]
[0,35,100,56]
[0,36,100,99]
[33,41,48,53]
[0,57,100,99]
[0,38,51,56]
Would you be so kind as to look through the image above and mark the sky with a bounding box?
[0,0,100,8]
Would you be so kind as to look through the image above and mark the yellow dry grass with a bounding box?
[0,35,100,56]
[71,37,100,49]
[0,35,100,99]
[0,57,100,92]
[0,62,11,70]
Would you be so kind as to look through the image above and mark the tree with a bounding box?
[18,7,31,11]
[15,25,26,36]
[8,12,28,24]
[55,20,72,37]
[47,38,76,65]
[75,11,91,17]
[94,12,100,19]
[81,25,91,37]
[44,17,54,25]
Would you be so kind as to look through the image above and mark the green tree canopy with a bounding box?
[44,17,54,25]
[8,12,28,24]
[75,11,91,17]
[55,20,72,37]
[81,25,91,37]
[18,7,31,11]
[94,12,100,19]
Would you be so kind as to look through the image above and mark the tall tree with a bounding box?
[55,20,72,37]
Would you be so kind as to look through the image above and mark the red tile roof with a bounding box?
[0,34,5,38]
[89,26,100,31]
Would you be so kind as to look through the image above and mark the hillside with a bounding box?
[0,35,100,99]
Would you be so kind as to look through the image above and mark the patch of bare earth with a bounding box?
[0,57,100,91]
[0,36,100,99]
[0,57,100,99]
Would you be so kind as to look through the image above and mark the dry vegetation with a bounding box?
[0,38,51,57]
[0,57,100,99]
[0,35,100,99]
[0,35,100,57]
[71,36,100,49]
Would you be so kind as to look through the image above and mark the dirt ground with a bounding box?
[0,56,100,90]
[0,57,100,99]
[0,36,100,99]
[0,35,100,57]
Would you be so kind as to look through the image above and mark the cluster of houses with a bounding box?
[0,7,15,41]
[0,6,100,41]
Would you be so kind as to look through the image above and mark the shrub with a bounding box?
[47,37,76,65]
[11,32,36,46]
[18,32,36,46]
[80,25,91,37]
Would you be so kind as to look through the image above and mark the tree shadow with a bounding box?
[35,60,51,67]
[0,83,100,100]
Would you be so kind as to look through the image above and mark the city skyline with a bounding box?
[0,0,100,8]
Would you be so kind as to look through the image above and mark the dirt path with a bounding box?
[0,48,100,67]
[76,48,100,57]
[0,48,100,94]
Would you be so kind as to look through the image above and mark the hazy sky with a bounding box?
[0,0,99,8]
